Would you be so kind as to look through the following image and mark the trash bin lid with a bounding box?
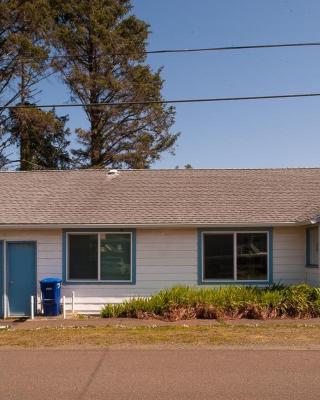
[40,277,62,284]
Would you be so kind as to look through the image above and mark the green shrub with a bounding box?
[100,284,320,320]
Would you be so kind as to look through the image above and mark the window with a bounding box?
[204,234,234,279]
[307,228,319,267]
[67,232,133,282]
[202,232,269,282]
[69,234,98,280]
[100,234,131,281]
[237,233,268,280]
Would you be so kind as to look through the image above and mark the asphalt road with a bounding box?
[1,349,320,399]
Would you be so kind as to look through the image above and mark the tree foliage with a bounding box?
[0,0,53,114]
[8,105,70,170]
[51,0,179,168]
[0,0,179,170]
[0,0,64,169]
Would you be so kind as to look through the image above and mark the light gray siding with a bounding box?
[0,226,315,314]
[62,229,198,312]
[0,229,62,281]
[273,227,306,285]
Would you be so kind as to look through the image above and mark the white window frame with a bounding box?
[66,232,133,283]
[201,231,270,283]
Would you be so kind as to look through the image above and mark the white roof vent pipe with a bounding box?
[107,169,119,176]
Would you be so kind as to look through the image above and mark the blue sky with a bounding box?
[40,0,320,168]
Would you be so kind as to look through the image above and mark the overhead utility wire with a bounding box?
[146,41,320,54]
[3,92,320,109]
[3,41,320,61]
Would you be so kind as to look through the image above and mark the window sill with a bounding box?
[305,264,319,269]
[63,280,135,285]
[199,280,271,285]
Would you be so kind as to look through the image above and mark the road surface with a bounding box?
[0,349,319,399]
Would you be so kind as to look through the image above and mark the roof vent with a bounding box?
[107,169,119,176]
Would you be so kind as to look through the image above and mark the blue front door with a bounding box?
[7,242,36,316]
[0,241,3,318]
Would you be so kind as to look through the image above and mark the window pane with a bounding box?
[68,235,98,280]
[100,234,131,281]
[237,233,268,280]
[309,229,319,265]
[204,234,234,280]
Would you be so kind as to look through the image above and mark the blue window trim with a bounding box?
[197,228,273,285]
[62,228,136,285]
[306,227,319,268]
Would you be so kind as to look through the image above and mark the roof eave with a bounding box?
[0,221,309,230]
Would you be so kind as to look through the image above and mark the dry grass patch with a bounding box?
[0,323,320,348]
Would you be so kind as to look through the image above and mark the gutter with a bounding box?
[0,221,310,230]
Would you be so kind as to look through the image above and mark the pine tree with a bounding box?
[0,1,72,170]
[0,0,53,115]
[8,105,71,170]
[0,0,53,166]
[0,127,12,169]
[51,0,179,168]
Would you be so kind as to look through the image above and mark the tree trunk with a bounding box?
[20,132,32,170]
[19,62,32,171]
[90,120,103,167]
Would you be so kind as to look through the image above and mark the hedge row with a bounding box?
[101,284,320,320]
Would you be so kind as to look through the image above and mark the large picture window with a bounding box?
[68,232,133,282]
[202,232,269,282]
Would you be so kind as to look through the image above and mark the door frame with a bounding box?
[6,241,37,317]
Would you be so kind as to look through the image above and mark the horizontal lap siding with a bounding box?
[1,227,311,313]
[67,227,308,311]
[0,229,62,283]
[62,229,198,312]
[273,227,306,285]
[137,229,196,287]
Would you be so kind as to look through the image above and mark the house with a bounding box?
[0,167,319,317]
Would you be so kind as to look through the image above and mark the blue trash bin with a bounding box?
[40,278,62,316]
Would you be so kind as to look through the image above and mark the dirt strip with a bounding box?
[1,316,320,330]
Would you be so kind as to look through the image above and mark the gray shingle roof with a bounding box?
[0,168,319,226]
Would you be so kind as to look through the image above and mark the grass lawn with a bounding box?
[1,323,320,348]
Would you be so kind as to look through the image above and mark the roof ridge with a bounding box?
[1,166,320,174]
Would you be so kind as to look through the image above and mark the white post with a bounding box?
[30,296,34,320]
[63,296,66,319]
[72,291,75,313]
[40,290,43,315]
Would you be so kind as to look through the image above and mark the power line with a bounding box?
[3,41,320,61]
[147,41,320,54]
[3,92,320,109]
